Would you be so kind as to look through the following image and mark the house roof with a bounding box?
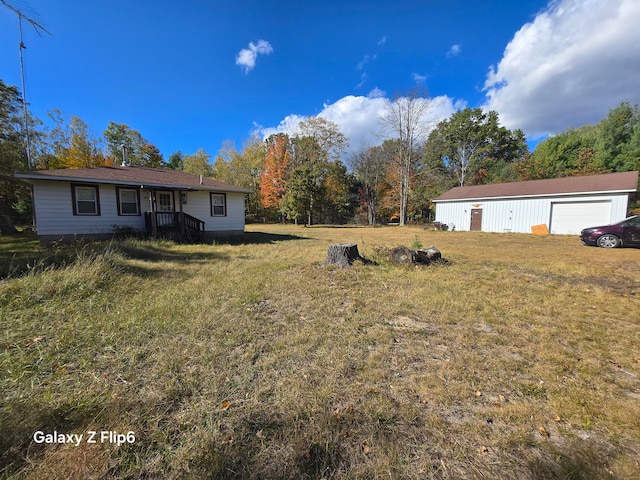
[15,166,253,193]
[433,171,639,202]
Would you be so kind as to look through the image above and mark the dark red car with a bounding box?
[580,215,640,248]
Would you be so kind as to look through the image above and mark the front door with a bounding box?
[157,192,174,212]
[470,209,483,231]
[156,192,175,227]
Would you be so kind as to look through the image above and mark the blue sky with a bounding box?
[2,0,640,161]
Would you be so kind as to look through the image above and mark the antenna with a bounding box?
[1,1,52,170]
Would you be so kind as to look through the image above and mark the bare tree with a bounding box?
[380,89,433,225]
[350,145,388,225]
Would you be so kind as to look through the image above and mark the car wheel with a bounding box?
[596,234,620,248]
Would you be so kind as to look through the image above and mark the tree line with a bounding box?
[2,76,639,228]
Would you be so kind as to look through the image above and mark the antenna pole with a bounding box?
[17,15,33,170]
[1,0,52,170]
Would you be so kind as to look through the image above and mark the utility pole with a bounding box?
[1,1,51,170]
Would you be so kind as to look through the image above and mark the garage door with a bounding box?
[550,201,611,235]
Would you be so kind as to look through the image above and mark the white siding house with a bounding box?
[16,166,252,244]
[433,171,638,235]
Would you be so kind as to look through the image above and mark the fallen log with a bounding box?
[390,245,442,265]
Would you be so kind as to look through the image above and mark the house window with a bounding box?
[210,193,226,216]
[71,184,100,216]
[117,187,140,215]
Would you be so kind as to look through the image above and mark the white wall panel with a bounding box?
[435,193,631,234]
[32,181,246,237]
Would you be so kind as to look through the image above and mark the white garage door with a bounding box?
[550,201,611,235]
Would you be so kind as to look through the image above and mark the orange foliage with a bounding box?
[259,134,291,209]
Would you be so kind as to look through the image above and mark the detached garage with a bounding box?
[433,171,639,235]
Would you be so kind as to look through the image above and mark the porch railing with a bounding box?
[145,212,205,241]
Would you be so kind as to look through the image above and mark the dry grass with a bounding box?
[1,225,639,479]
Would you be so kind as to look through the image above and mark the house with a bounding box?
[15,166,253,244]
[432,171,639,235]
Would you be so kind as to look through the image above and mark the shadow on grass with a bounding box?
[0,236,232,280]
[117,242,228,264]
[0,233,43,279]
[224,231,312,245]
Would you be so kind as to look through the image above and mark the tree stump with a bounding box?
[390,246,442,265]
[324,243,362,268]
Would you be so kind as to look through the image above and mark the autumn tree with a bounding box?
[380,90,433,225]
[138,143,164,168]
[45,112,107,168]
[213,137,265,221]
[259,133,291,218]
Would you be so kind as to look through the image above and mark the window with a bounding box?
[117,187,140,215]
[210,193,226,216]
[71,184,100,216]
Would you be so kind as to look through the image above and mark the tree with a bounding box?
[351,145,390,225]
[44,112,108,169]
[521,126,601,179]
[594,102,640,172]
[0,79,31,223]
[321,160,358,223]
[167,150,184,170]
[259,133,291,217]
[183,148,213,177]
[297,116,349,162]
[139,143,165,168]
[103,122,148,166]
[213,137,265,221]
[280,165,316,224]
[380,90,433,225]
[426,108,528,186]
[290,135,329,225]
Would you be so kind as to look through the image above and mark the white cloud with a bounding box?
[355,73,367,89]
[356,54,377,71]
[378,35,388,45]
[412,72,427,85]
[483,0,640,138]
[235,39,273,74]
[255,94,460,156]
[367,87,386,98]
[447,44,461,57]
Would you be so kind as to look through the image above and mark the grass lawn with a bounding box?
[1,224,639,479]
